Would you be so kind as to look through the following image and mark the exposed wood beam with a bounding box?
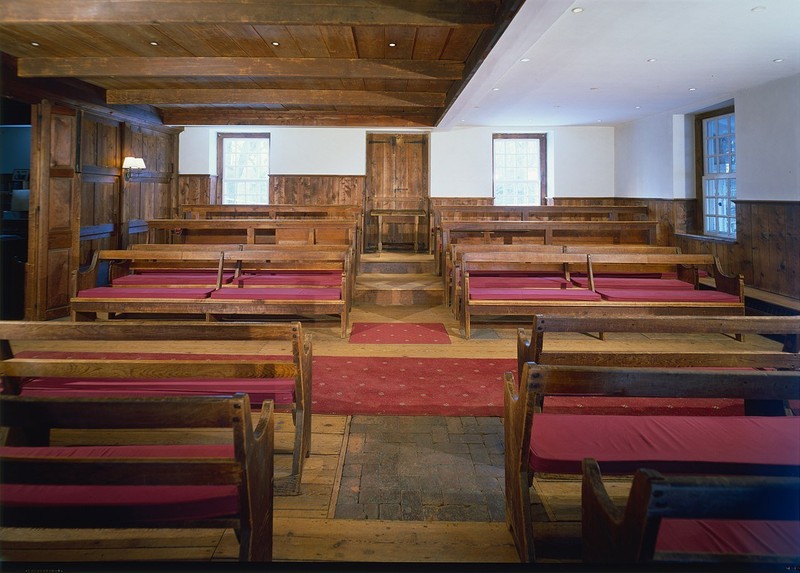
[107,89,446,107]
[160,108,438,127]
[0,1,496,26]
[18,57,464,81]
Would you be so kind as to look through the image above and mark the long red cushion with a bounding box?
[529,414,800,475]
[570,277,694,289]
[469,276,570,288]
[20,378,294,406]
[470,287,602,301]
[596,288,740,303]
[0,444,238,522]
[656,519,800,559]
[210,287,341,301]
[237,273,342,287]
[113,273,233,286]
[76,287,214,300]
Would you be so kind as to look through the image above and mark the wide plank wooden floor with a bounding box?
[0,289,787,566]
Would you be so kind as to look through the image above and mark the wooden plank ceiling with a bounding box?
[0,0,523,127]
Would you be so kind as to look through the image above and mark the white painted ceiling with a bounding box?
[440,0,800,128]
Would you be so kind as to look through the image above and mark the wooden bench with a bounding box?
[71,248,352,338]
[581,458,800,565]
[181,203,361,220]
[0,320,311,494]
[504,362,800,562]
[0,393,274,562]
[438,219,659,274]
[460,252,744,339]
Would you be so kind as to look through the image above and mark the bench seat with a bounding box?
[236,272,343,287]
[596,288,741,302]
[571,277,694,289]
[530,413,800,476]
[112,272,235,287]
[209,287,342,300]
[1,444,239,522]
[656,519,800,559]
[470,287,602,301]
[469,276,571,288]
[77,286,214,299]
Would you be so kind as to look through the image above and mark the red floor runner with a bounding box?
[348,322,451,344]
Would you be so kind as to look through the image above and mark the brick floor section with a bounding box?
[335,415,505,521]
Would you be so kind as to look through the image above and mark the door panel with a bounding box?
[365,133,429,251]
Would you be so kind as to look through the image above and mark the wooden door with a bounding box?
[365,133,429,251]
[26,101,80,319]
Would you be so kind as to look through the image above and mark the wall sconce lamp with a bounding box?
[122,156,146,181]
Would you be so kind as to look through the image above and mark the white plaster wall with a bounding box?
[614,113,674,199]
[735,74,800,201]
[270,128,366,175]
[178,126,215,174]
[430,128,493,197]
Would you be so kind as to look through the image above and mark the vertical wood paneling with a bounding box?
[178,175,218,209]
[270,175,365,206]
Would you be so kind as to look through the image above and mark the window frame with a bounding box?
[694,106,736,238]
[491,133,548,206]
[216,132,271,205]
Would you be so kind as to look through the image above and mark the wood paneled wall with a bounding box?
[178,175,219,211]
[429,197,494,208]
[270,175,365,206]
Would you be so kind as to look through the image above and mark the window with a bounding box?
[492,134,547,206]
[217,133,270,204]
[697,110,736,238]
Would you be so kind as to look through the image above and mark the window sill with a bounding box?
[675,233,736,245]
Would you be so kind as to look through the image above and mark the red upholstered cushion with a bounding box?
[20,378,295,406]
[76,287,214,299]
[529,414,800,475]
[469,276,570,288]
[469,287,602,301]
[209,287,341,300]
[113,273,233,286]
[656,519,800,559]
[237,273,342,287]
[0,444,238,522]
[570,277,694,289]
[596,288,741,302]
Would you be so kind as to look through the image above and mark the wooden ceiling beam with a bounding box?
[107,88,446,107]
[0,1,497,26]
[160,108,438,127]
[18,57,464,81]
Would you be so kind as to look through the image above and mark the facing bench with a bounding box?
[0,393,274,562]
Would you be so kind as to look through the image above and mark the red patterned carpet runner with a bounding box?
[348,322,451,345]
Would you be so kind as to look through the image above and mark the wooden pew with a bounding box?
[504,363,800,562]
[582,458,800,564]
[438,219,658,274]
[0,393,274,562]
[0,320,311,494]
[181,203,361,220]
[460,252,744,339]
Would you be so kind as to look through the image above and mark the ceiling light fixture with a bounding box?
[30,41,40,47]
[646,58,657,63]
[520,58,531,62]
[572,7,584,13]
[149,41,159,46]
[688,87,697,91]
[773,58,785,63]
[492,87,500,92]
[272,41,280,46]
[751,5,767,11]
[388,42,397,47]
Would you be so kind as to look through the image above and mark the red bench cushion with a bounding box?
[469,276,570,288]
[19,377,294,406]
[209,287,341,300]
[570,277,694,289]
[112,273,233,286]
[596,288,741,303]
[529,414,800,475]
[237,273,342,287]
[469,287,602,301]
[657,519,800,559]
[76,287,214,299]
[0,444,238,522]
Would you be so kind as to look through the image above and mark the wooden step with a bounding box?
[354,274,443,305]
[359,252,436,275]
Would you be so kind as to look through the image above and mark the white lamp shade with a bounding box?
[122,157,146,170]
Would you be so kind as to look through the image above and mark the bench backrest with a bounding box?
[0,393,274,561]
[461,252,590,278]
[582,457,800,564]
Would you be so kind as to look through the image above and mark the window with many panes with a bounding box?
[699,111,736,237]
[492,134,547,206]
[217,133,270,204]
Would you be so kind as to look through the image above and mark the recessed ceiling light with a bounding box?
[520,58,531,62]
[635,106,641,109]
[773,58,785,63]
[149,41,159,46]
[30,41,40,47]
[272,41,280,46]
[388,42,397,47]
[689,87,697,91]
[646,58,657,63]
[492,87,500,92]
[571,7,584,13]
[751,5,767,11]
